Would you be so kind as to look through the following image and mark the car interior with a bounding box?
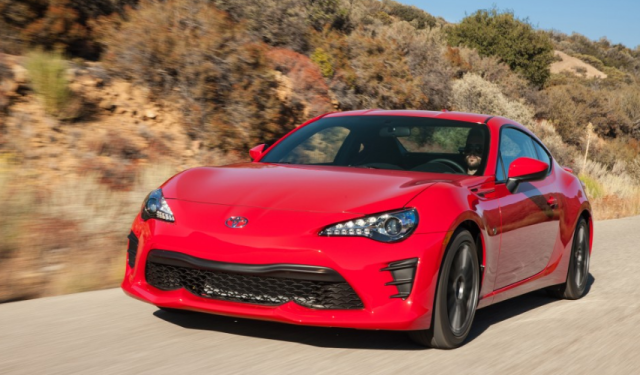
[263,116,491,175]
[336,125,489,175]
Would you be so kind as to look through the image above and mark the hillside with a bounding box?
[1,0,640,301]
[551,50,607,79]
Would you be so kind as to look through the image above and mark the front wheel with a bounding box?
[547,217,590,299]
[409,230,480,349]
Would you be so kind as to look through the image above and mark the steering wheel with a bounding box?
[425,159,465,174]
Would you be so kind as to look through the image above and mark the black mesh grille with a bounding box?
[145,261,364,310]
[127,232,139,268]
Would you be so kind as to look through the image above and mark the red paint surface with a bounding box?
[122,110,591,330]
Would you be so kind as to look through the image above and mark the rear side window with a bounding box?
[533,141,551,168]
[497,128,537,181]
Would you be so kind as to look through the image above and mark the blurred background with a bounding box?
[0,0,639,303]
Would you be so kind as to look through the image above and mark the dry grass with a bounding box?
[589,195,640,221]
[0,158,175,301]
[579,159,640,220]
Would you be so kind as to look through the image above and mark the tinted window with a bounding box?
[282,127,350,164]
[261,116,490,175]
[498,128,537,180]
[533,141,551,168]
[397,127,470,153]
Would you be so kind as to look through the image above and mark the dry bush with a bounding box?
[346,23,428,109]
[95,0,301,150]
[451,73,534,127]
[529,120,579,168]
[541,84,632,145]
[307,27,359,110]
[0,0,132,58]
[267,48,333,117]
[452,46,543,109]
[344,21,451,110]
[389,22,452,110]
[213,0,311,52]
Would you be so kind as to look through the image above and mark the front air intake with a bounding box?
[127,232,139,268]
[381,258,418,299]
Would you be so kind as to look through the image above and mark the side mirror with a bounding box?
[249,144,267,161]
[506,157,548,193]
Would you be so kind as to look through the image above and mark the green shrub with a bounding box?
[25,49,71,117]
[447,9,554,87]
[383,0,437,29]
[602,66,631,84]
[311,48,334,78]
[579,173,605,199]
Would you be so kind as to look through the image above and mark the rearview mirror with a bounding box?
[506,157,548,193]
[379,127,411,137]
[249,144,267,161]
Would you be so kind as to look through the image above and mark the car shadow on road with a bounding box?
[153,274,595,350]
[467,292,554,343]
[467,273,595,344]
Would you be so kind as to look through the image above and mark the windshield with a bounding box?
[261,116,490,175]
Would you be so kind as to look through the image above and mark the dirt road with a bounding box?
[1,216,639,374]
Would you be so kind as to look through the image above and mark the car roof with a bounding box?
[324,109,493,124]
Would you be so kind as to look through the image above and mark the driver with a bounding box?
[464,128,485,176]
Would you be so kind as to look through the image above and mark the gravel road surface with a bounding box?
[1,216,639,374]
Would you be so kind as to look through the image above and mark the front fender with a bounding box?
[405,182,501,302]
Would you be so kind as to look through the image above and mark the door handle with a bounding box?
[547,196,557,209]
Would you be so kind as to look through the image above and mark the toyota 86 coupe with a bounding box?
[122,109,592,349]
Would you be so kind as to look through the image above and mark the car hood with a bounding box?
[160,163,450,214]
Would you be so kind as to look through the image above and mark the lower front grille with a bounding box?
[145,251,364,310]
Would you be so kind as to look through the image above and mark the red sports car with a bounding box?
[122,110,592,348]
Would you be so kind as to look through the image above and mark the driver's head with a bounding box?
[464,128,485,174]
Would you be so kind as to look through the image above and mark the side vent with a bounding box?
[381,258,418,299]
[127,232,139,268]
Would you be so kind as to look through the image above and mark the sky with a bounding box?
[404,0,640,49]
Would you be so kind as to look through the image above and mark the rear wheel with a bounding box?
[547,217,590,299]
[409,230,479,349]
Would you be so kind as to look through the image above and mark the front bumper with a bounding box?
[122,203,449,331]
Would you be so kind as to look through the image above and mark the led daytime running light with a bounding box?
[320,208,418,242]
[141,189,175,222]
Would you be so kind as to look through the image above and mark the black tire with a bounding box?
[409,230,480,349]
[547,217,590,300]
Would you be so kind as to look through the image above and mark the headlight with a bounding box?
[141,189,175,222]
[319,208,418,242]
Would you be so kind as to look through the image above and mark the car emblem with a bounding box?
[225,216,248,229]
